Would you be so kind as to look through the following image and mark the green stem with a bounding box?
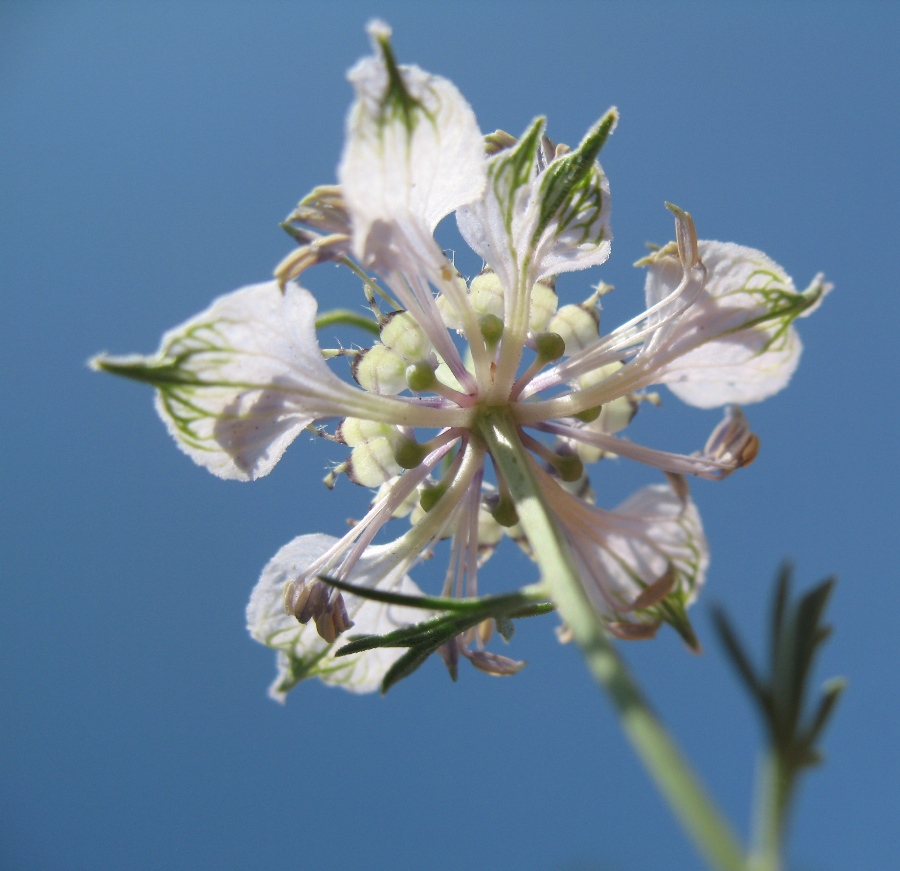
[339,255,400,309]
[748,752,792,871]
[315,308,381,337]
[478,408,746,871]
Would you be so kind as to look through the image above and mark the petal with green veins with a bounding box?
[457,111,615,288]
[92,281,406,481]
[339,21,486,272]
[247,533,429,698]
[537,474,708,628]
[530,110,616,281]
[640,241,831,408]
[456,117,544,291]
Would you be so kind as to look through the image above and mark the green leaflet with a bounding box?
[316,574,553,693]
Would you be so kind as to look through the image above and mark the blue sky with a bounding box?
[2,3,898,869]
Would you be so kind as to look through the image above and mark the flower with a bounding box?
[93,21,829,697]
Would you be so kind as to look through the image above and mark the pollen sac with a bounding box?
[469,270,505,319]
[347,439,402,487]
[529,280,558,332]
[463,649,526,676]
[352,344,407,394]
[702,406,759,475]
[337,418,402,487]
[285,578,326,623]
[284,578,354,643]
[379,311,433,363]
[314,593,354,644]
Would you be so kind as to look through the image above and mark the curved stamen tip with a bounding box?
[665,202,700,268]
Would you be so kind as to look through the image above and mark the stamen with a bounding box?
[404,361,472,406]
[479,313,504,350]
[296,437,458,588]
[519,430,585,483]
[487,456,519,527]
[533,419,740,481]
[510,331,566,400]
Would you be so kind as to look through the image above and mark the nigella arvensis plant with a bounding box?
[93,22,828,700]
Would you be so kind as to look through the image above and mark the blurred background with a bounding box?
[2,2,897,869]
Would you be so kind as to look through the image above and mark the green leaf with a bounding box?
[381,638,448,694]
[801,676,847,757]
[710,606,769,712]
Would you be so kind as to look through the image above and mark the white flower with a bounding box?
[93,22,829,695]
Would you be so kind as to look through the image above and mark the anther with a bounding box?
[479,313,504,348]
[393,437,429,470]
[574,405,603,423]
[419,483,446,512]
[534,331,566,364]
[405,361,436,392]
[489,493,519,527]
[323,462,348,490]
[284,578,330,624]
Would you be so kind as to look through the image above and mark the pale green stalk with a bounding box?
[748,753,791,871]
[478,408,747,871]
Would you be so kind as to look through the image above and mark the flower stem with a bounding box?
[748,752,792,871]
[478,408,746,871]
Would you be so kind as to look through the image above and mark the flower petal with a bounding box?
[457,111,615,287]
[595,483,709,612]
[536,471,708,640]
[247,533,429,698]
[530,112,616,281]
[456,118,545,292]
[92,281,390,481]
[641,241,831,408]
[339,21,486,271]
